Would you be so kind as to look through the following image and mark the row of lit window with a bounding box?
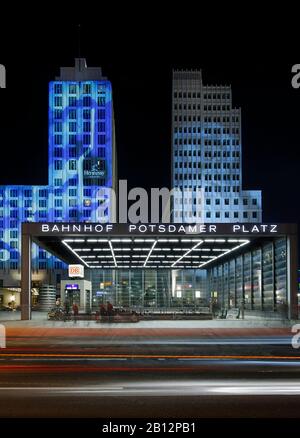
[53,108,106,120]
[174,105,231,113]
[175,197,257,206]
[53,134,106,146]
[174,150,240,158]
[174,139,240,146]
[174,126,239,134]
[176,186,241,193]
[174,114,234,122]
[53,96,106,108]
[174,162,240,169]
[174,211,258,219]
[173,92,230,100]
[54,83,106,95]
[175,174,240,181]
[53,121,106,133]
[0,261,64,270]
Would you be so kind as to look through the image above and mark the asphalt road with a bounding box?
[1,328,300,417]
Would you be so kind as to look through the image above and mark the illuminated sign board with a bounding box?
[39,223,283,235]
[83,159,105,178]
[68,264,84,278]
[65,284,79,290]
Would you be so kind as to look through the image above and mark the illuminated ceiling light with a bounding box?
[143,240,157,267]
[62,240,89,267]
[171,240,203,267]
[86,239,98,242]
[108,240,117,268]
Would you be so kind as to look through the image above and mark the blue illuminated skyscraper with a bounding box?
[172,70,262,222]
[0,59,117,290]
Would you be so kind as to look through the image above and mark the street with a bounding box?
[1,325,300,417]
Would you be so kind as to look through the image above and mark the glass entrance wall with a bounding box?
[91,269,207,310]
[207,238,288,315]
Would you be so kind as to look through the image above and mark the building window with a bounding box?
[69,160,77,171]
[54,199,62,207]
[97,96,105,106]
[83,134,91,145]
[83,83,91,94]
[69,134,77,145]
[68,147,77,158]
[69,109,76,120]
[54,134,62,145]
[69,199,77,207]
[252,211,257,219]
[54,147,63,157]
[54,179,62,187]
[39,200,47,208]
[83,109,91,119]
[243,212,248,219]
[69,97,77,107]
[68,84,77,94]
[54,96,62,107]
[69,122,77,132]
[83,96,91,106]
[83,121,91,132]
[54,110,62,119]
[98,134,106,145]
[54,83,62,94]
[69,178,77,187]
[98,109,105,119]
[54,160,63,170]
[69,209,78,218]
[97,147,106,158]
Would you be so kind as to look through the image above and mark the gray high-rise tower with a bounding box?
[172,70,262,223]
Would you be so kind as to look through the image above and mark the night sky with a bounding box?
[0,20,299,227]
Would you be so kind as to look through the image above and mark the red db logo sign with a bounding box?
[68,264,84,278]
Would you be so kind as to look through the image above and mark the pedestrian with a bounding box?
[64,299,70,315]
[107,301,114,322]
[55,298,61,307]
[99,303,106,322]
[72,303,79,323]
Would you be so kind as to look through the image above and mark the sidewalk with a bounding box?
[0,311,298,329]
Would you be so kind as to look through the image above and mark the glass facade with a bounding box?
[208,238,288,315]
[90,269,207,310]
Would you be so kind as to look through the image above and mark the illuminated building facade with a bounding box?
[172,70,262,223]
[0,58,117,289]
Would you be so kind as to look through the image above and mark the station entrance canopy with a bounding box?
[21,222,298,320]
